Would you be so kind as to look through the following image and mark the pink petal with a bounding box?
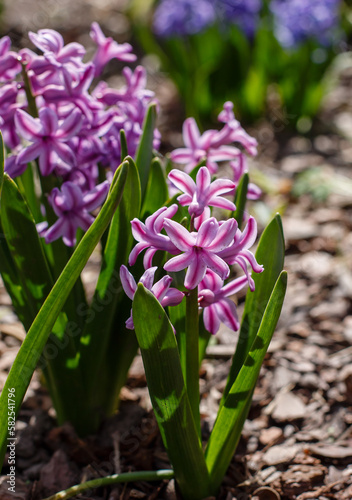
[56,108,84,139]
[208,196,236,212]
[161,288,184,307]
[183,118,200,151]
[170,149,193,164]
[238,216,257,250]
[215,299,239,332]
[154,203,178,233]
[129,242,149,266]
[163,219,194,251]
[168,169,196,197]
[195,166,211,193]
[241,249,264,274]
[52,141,76,166]
[201,251,230,280]
[203,305,220,335]
[184,255,207,289]
[143,247,158,269]
[164,251,194,273]
[221,275,248,297]
[15,109,42,140]
[152,275,173,301]
[119,265,137,300]
[206,178,236,198]
[208,146,240,162]
[201,269,223,292]
[196,218,219,248]
[139,267,157,290]
[17,142,42,164]
[207,218,238,252]
[82,181,109,211]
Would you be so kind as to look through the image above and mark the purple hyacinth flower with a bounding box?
[0,36,22,82]
[120,265,184,329]
[168,166,236,217]
[218,216,264,290]
[153,0,216,37]
[90,22,136,77]
[0,83,24,149]
[44,180,110,246]
[163,217,238,289]
[129,204,180,268]
[270,0,341,48]
[15,106,83,176]
[216,0,262,38]
[199,269,249,334]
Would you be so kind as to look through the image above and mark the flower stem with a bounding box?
[185,286,201,438]
[41,470,175,500]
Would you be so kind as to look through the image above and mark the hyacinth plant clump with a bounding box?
[0,24,160,447]
[129,0,343,125]
[0,26,286,499]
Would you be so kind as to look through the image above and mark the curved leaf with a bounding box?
[133,284,211,500]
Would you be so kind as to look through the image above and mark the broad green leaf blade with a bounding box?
[0,222,31,328]
[135,104,157,201]
[133,284,211,500]
[232,172,249,229]
[141,157,168,217]
[1,174,55,314]
[0,132,4,197]
[205,271,287,491]
[78,157,141,426]
[0,161,129,471]
[221,214,285,404]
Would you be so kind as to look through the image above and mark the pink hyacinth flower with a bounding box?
[120,265,184,329]
[168,166,236,217]
[90,22,136,77]
[163,217,238,290]
[218,216,264,291]
[129,204,180,268]
[170,117,238,174]
[199,269,249,335]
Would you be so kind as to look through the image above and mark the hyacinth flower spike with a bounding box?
[120,265,184,329]
[199,269,249,335]
[168,166,236,217]
[163,217,238,289]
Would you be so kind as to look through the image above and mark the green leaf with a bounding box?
[120,129,128,160]
[0,160,129,471]
[133,284,211,500]
[77,157,141,430]
[0,132,4,198]
[141,157,168,217]
[221,214,285,404]
[232,172,249,229]
[205,271,287,492]
[0,174,55,314]
[135,104,157,201]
